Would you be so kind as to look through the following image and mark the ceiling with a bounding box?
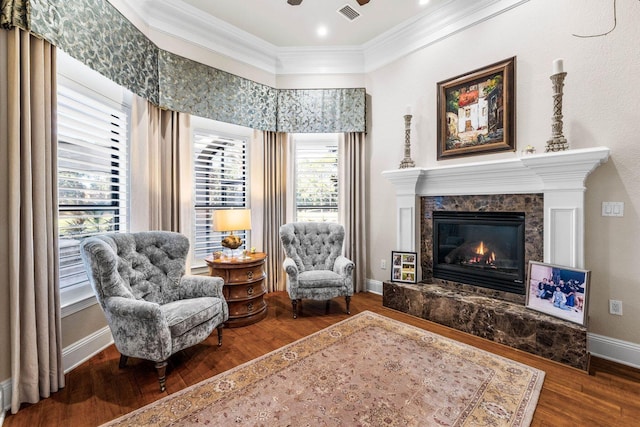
[121,0,528,74]
[179,0,451,47]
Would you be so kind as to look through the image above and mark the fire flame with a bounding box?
[473,242,496,265]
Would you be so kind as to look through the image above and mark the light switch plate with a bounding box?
[602,202,624,217]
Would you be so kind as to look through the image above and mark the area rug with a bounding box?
[104,311,545,426]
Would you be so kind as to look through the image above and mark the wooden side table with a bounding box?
[204,252,268,327]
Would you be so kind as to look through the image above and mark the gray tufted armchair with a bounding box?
[80,231,229,392]
[279,222,355,318]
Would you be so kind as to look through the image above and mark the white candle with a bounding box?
[552,58,564,74]
[406,105,412,116]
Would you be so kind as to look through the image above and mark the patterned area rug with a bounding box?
[104,311,544,426]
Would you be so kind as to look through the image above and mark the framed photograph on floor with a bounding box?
[391,251,417,284]
[525,261,590,326]
[437,57,516,160]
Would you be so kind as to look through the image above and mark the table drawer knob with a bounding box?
[246,270,254,279]
[247,285,254,296]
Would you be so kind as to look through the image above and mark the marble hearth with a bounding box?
[382,147,610,370]
[383,281,589,369]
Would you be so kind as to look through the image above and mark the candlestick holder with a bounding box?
[545,71,569,152]
[399,114,416,168]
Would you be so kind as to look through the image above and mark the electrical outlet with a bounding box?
[380,259,387,270]
[609,299,623,316]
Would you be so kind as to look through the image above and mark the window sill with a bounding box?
[61,286,98,318]
[190,264,209,276]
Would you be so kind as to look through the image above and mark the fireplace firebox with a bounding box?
[433,211,525,294]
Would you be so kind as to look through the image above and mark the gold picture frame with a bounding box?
[437,57,516,160]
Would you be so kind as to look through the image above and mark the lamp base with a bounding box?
[222,248,250,259]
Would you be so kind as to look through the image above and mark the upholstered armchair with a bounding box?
[279,222,355,318]
[80,231,229,392]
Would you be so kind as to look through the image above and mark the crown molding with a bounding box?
[363,0,530,72]
[114,0,530,76]
[148,0,279,73]
[276,46,365,75]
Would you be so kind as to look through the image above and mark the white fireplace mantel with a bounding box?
[382,147,610,268]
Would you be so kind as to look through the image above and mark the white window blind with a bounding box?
[193,131,247,259]
[57,84,129,293]
[294,136,339,223]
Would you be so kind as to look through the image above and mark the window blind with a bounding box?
[193,131,247,259]
[57,84,129,292]
[294,138,339,223]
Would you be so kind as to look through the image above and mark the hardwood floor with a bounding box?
[4,291,640,426]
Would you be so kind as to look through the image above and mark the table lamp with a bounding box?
[212,209,251,257]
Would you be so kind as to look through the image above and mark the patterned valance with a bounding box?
[277,89,366,133]
[17,0,365,132]
[29,0,159,104]
[159,51,278,131]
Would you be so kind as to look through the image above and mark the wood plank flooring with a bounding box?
[4,291,640,426]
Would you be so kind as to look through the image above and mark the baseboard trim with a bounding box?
[588,332,640,369]
[366,279,383,295]
[63,326,114,374]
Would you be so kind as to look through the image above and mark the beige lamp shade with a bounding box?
[213,209,251,250]
[212,209,252,232]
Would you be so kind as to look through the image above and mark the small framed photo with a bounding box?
[437,57,516,160]
[391,251,417,284]
[525,261,590,326]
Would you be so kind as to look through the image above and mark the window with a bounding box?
[293,134,339,222]
[192,128,248,260]
[57,53,130,311]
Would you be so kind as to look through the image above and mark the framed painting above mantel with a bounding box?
[437,57,516,160]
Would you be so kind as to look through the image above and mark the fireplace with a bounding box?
[433,211,525,294]
[381,147,610,370]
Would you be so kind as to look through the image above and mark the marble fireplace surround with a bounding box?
[382,147,610,369]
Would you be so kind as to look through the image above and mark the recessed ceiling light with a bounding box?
[419,0,430,5]
[317,25,328,38]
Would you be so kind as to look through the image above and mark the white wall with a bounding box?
[366,0,640,346]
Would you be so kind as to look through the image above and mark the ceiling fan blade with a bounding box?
[287,0,302,5]
[356,0,371,5]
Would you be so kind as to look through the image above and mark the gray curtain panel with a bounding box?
[261,131,288,292]
[341,132,367,293]
[5,27,65,414]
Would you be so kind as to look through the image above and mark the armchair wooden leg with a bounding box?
[217,325,223,347]
[325,299,331,314]
[345,295,351,314]
[155,361,168,392]
[291,299,298,319]
[118,354,128,369]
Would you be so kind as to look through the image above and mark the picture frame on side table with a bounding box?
[525,261,590,326]
[391,251,417,284]
[437,57,516,160]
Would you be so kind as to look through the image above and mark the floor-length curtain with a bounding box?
[341,132,367,293]
[6,27,65,414]
[262,131,288,292]
[131,95,191,233]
